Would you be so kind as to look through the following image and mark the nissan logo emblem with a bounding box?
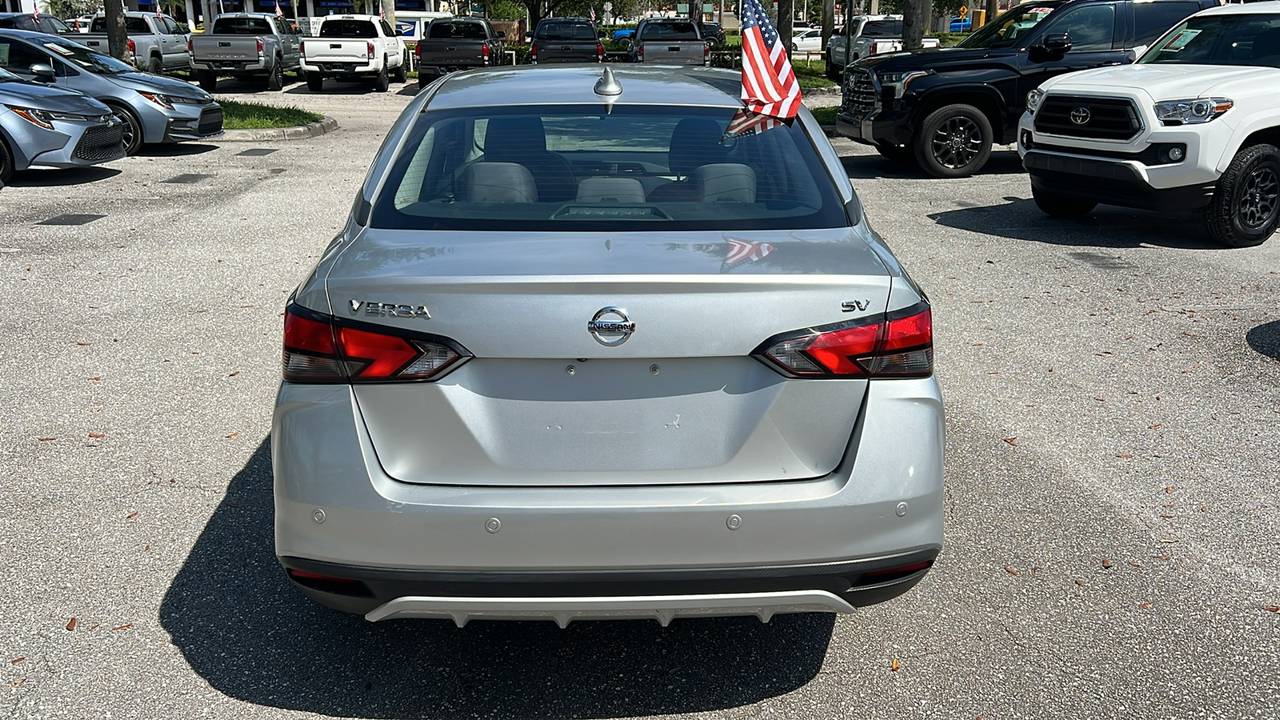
[587,306,635,347]
[1069,106,1092,125]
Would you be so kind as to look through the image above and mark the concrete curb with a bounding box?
[218,116,339,142]
[805,86,840,97]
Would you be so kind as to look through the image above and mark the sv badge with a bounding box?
[350,300,431,319]
[841,300,871,312]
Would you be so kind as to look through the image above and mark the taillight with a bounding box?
[637,44,643,60]
[482,42,490,65]
[366,41,374,58]
[530,41,537,63]
[127,38,135,55]
[414,42,422,57]
[755,303,933,378]
[282,305,469,383]
[187,37,193,53]
[704,42,710,65]
[596,42,604,62]
[298,40,305,55]
[257,38,264,55]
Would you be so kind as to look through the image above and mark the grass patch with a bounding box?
[216,98,323,130]
[809,106,837,126]
[794,60,836,89]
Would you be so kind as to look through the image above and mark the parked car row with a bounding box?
[836,0,1280,247]
[0,28,223,183]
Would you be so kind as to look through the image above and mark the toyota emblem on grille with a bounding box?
[588,306,635,347]
[1069,106,1092,125]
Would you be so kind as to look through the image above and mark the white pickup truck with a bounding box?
[300,14,406,92]
[825,15,940,80]
[1019,2,1280,248]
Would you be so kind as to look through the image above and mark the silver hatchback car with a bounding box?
[275,65,943,626]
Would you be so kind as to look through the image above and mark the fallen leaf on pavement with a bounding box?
[1004,567,1019,576]
[1139,602,1154,609]
[890,658,900,672]
[88,432,104,439]
[1159,538,1178,544]
[1128,561,1141,568]
[1116,454,1133,459]
[1165,486,1174,494]
[65,617,77,631]
[126,511,138,520]
[75,341,91,346]
[113,623,132,631]
[1075,579,1085,587]
[225,432,239,439]
[1003,437,1017,446]
[1102,559,1113,569]
[11,678,24,688]
[38,437,55,442]
[228,371,241,377]
[10,657,24,664]
[1149,424,1162,429]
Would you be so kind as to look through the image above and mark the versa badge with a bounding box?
[350,300,432,319]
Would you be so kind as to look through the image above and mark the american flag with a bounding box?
[738,0,802,120]
[275,0,284,18]
[722,238,774,270]
[724,108,787,138]
[379,0,386,19]
[32,3,39,22]
[589,6,596,22]
[156,3,163,19]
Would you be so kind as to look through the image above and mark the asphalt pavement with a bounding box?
[1,75,1277,720]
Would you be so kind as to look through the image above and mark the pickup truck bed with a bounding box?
[414,18,504,86]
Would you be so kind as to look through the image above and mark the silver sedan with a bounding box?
[274,65,944,627]
[0,66,124,182]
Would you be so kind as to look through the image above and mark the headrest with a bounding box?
[695,163,756,203]
[575,177,646,204]
[668,118,729,176]
[462,162,539,203]
[485,116,547,159]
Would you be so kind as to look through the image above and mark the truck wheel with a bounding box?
[373,61,389,93]
[147,55,162,75]
[268,59,285,91]
[914,103,993,179]
[306,73,324,92]
[618,37,633,50]
[0,135,14,184]
[393,58,407,83]
[1203,143,1280,247]
[196,70,217,92]
[824,51,839,81]
[1032,187,1096,218]
[109,104,144,156]
[875,142,916,164]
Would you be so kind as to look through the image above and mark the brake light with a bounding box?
[704,42,710,65]
[755,303,933,378]
[127,38,135,56]
[257,38,264,55]
[530,41,537,63]
[482,42,490,65]
[637,44,643,60]
[414,42,422,57]
[596,42,604,62]
[367,41,374,58]
[282,306,469,382]
[187,36,193,53]
[299,40,305,55]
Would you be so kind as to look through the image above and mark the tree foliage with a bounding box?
[42,0,99,19]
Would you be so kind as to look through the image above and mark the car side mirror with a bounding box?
[1029,32,1072,62]
[29,63,55,81]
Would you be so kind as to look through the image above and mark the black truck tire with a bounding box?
[1203,143,1280,247]
[307,73,324,92]
[267,58,285,91]
[393,58,407,83]
[373,61,389,92]
[196,70,217,92]
[914,103,993,179]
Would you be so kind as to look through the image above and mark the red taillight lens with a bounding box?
[187,37,193,53]
[257,38,264,55]
[756,304,933,378]
[367,41,374,57]
[530,42,537,63]
[637,44,643,60]
[299,40,305,55]
[482,43,490,64]
[282,306,469,383]
[596,42,604,61]
[704,42,710,63]
[127,38,135,54]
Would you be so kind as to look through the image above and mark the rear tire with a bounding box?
[373,61,389,92]
[824,51,840,81]
[306,73,324,92]
[267,59,284,91]
[1032,187,1097,218]
[913,103,993,179]
[1202,143,1280,247]
[196,69,217,92]
[392,58,407,83]
[0,134,14,184]
[618,36,633,50]
[147,55,162,75]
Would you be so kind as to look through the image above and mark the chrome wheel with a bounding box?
[1237,166,1279,231]
[930,115,983,169]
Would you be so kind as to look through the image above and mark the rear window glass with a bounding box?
[319,19,377,38]
[211,17,273,34]
[534,21,595,40]
[373,105,845,232]
[861,20,903,37]
[428,21,488,39]
[640,22,699,40]
[92,17,149,33]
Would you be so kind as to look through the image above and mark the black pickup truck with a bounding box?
[836,0,1218,178]
[414,17,505,88]
[528,18,602,64]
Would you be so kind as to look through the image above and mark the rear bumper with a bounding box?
[191,58,268,73]
[301,60,379,75]
[273,376,945,620]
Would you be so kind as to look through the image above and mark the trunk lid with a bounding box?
[323,229,892,487]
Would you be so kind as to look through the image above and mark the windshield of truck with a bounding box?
[374,105,845,232]
[211,17,273,34]
[640,22,699,41]
[427,21,487,39]
[534,21,595,40]
[91,17,150,33]
[861,20,903,37]
[1140,14,1280,67]
[319,19,377,38]
[957,3,1061,48]
[40,39,132,73]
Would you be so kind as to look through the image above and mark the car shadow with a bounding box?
[6,166,122,186]
[927,196,1223,250]
[160,439,835,718]
[1246,320,1280,361]
[139,143,220,157]
[284,82,411,97]
[841,148,1027,180]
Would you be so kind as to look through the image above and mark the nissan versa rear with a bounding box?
[273,65,943,626]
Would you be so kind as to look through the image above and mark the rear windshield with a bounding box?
[534,21,595,40]
[0,16,36,31]
[319,19,377,38]
[1140,14,1280,67]
[428,21,487,39]
[640,22,699,40]
[373,105,845,232]
[861,20,903,37]
[211,17,273,34]
[91,17,150,33]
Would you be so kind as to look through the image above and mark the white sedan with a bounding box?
[791,28,825,53]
